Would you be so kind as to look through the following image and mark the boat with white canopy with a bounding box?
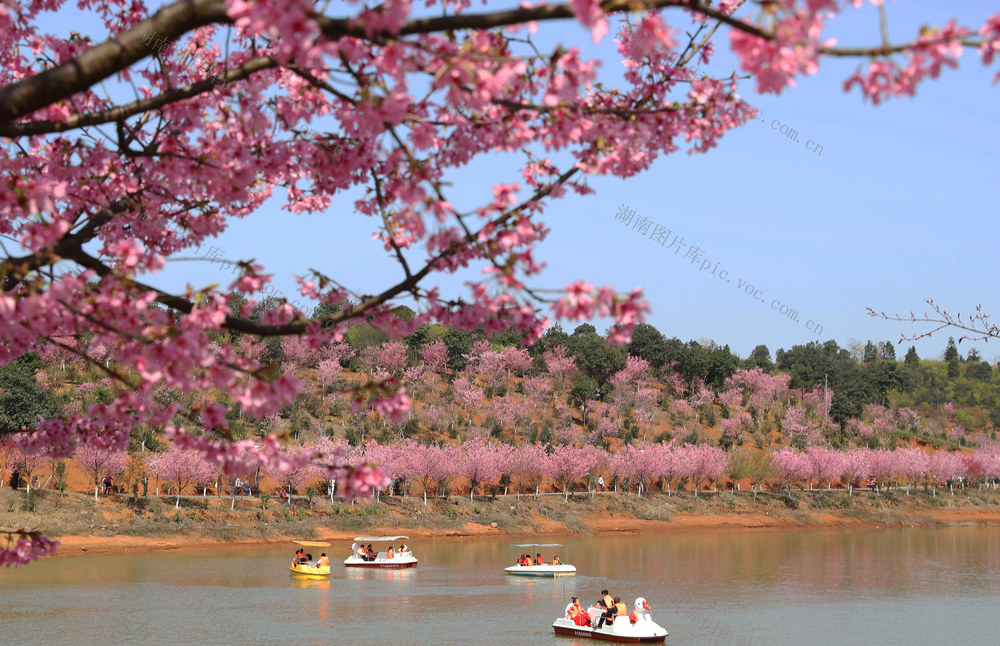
[553,597,668,643]
[344,535,417,569]
[504,543,576,577]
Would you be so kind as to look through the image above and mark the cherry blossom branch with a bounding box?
[0,530,59,568]
[1,200,127,291]
[7,0,983,129]
[0,0,231,122]
[0,57,278,137]
[867,301,1000,345]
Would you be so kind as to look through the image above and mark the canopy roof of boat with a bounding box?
[293,540,331,547]
[510,543,564,548]
[353,536,409,542]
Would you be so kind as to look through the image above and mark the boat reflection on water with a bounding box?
[290,576,331,590]
[345,565,416,582]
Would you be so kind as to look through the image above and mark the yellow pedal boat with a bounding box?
[290,540,332,578]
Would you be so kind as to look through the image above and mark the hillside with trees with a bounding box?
[4,303,999,509]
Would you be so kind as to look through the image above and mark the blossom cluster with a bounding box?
[0,532,60,568]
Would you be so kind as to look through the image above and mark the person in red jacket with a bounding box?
[535,553,545,565]
[566,597,590,627]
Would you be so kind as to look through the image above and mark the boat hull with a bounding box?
[552,619,667,643]
[344,561,418,569]
[343,556,418,569]
[504,564,576,577]
[289,564,331,578]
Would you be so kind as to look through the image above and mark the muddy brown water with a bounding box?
[2,527,999,645]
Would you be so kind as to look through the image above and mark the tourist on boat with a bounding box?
[355,544,366,560]
[317,553,329,568]
[535,553,545,565]
[305,553,313,564]
[399,544,408,556]
[292,549,302,567]
[592,598,610,629]
[614,597,628,619]
[366,544,376,561]
[386,546,394,559]
[566,597,591,627]
[593,590,616,629]
[552,555,561,565]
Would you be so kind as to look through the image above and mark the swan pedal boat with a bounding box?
[553,599,668,644]
[289,540,331,578]
[344,535,417,569]
[504,542,576,577]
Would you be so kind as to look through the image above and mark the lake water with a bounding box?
[2,527,999,645]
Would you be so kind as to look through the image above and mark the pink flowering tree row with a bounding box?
[348,440,730,501]
[73,445,128,501]
[350,440,1000,502]
[767,446,1000,496]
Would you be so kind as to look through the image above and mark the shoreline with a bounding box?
[49,506,1000,559]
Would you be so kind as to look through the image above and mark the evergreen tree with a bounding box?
[904,346,920,366]
[748,344,774,372]
[626,323,668,368]
[943,337,960,362]
[862,341,879,364]
[0,355,62,435]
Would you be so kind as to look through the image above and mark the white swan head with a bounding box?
[634,597,651,611]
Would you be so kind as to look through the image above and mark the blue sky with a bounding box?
[36,1,1000,362]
